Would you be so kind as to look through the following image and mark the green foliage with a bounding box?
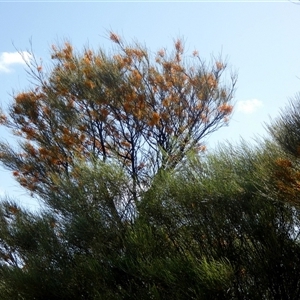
[267,93,300,158]
[2,140,300,299]
[2,35,300,299]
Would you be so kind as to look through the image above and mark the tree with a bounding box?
[266,94,300,207]
[0,33,236,212]
[3,138,300,299]
[2,71,300,298]
[0,34,240,299]
[0,157,239,300]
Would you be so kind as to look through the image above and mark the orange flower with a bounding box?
[79,133,86,141]
[63,42,73,59]
[149,112,160,126]
[15,93,29,103]
[162,98,170,107]
[26,144,37,156]
[132,49,144,60]
[110,32,121,44]
[121,141,131,148]
[276,158,292,168]
[131,69,142,82]
[0,114,7,124]
[216,61,224,70]
[64,62,76,71]
[218,103,233,115]
[174,39,183,54]
[100,108,109,116]
[202,74,217,88]
[8,206,19,214]
[19,177,28,187]
[157,49,165,57]
[123,102,131,113]
[95,56,103,67]
[22,126,36,139]
[13,171,19,177]
[113,54,125,68]
[38,148,49,156]
[197,145,206,152]
[85,80,96,89]
[84,49,93,61]
[201,114,210,123]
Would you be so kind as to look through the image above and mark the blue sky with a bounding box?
[1,1,300,209]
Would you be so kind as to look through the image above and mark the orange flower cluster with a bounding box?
[109,32,121,44]
[273,158,300,203]
[0,34,236,194]
[149,112,160,126]
[218,103,233,115]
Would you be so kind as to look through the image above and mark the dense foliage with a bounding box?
[1,35,300,299]
[0,33,235,205]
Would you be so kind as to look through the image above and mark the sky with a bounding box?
[1,0,300,210]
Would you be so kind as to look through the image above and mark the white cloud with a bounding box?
[0,51,32,73]
[236,99,263,114]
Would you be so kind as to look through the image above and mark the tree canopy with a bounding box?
[0,33,236,206]
[1,34,300,299]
